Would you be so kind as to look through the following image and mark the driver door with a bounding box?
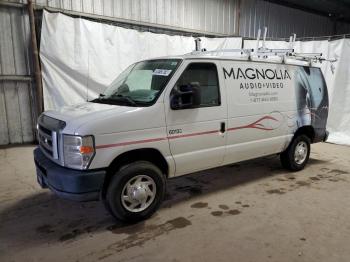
[164,61,227,176]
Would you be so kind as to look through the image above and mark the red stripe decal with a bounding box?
[168,130,218,140]
[96,115,279,149]
[227,115,278,132]
[304,111,321,119]
[96,130,218,149]
[96,137,167,149]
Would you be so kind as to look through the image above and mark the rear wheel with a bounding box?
[106,161,166,222]
[280,135,311,171]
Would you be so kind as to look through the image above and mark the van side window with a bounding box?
[172,63,220,108]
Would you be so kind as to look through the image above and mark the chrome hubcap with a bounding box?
[294,141,308,165]
[121,175,156,213]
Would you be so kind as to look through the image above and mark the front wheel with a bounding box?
[280,135,311,171]
[106,161,166,222]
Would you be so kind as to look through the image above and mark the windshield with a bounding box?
[92,59,181,106]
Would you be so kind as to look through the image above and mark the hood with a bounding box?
[44,102,134,133]
[43,101,165,135]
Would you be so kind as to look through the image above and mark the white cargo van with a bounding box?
[34,50,329,222]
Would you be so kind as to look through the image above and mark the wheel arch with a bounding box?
[293,125,315,143]
[101,148,169,199]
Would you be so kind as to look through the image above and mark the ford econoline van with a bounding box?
[34,51,329,222]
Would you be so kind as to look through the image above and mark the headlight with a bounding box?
[63,135,95,170]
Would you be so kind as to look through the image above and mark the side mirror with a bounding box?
[170,83,201,110]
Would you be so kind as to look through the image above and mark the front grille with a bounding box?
[38,124,57,159]
[37,115,65,162]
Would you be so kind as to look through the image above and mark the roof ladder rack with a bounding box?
[187,28,337,72]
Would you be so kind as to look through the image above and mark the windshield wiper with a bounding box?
[90,94,137,106]
[109,94,137,106]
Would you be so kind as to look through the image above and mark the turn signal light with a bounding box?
[79,146,94,154]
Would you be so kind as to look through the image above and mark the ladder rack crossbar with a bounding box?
[292,53,323,56]
[189,49,254,55]
[204,48,253,53]
[257,48,294,53]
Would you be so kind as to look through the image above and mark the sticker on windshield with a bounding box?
[153,69,172,76]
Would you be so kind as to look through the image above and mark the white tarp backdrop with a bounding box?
[40,11,350,146]
[244,39,350,145]
[40,11,242,110]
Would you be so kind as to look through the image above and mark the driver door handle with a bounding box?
[220,122,226,133]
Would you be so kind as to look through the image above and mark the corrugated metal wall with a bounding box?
[338,22,350,35]
[239,0,335,38]
[33,0,239,35]
[0,4,35,145]
[30,0,350,37]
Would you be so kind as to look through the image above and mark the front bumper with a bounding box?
[33,148,106,202]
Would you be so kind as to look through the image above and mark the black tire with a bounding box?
[280,135,311,171]
[106,161,166,222]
